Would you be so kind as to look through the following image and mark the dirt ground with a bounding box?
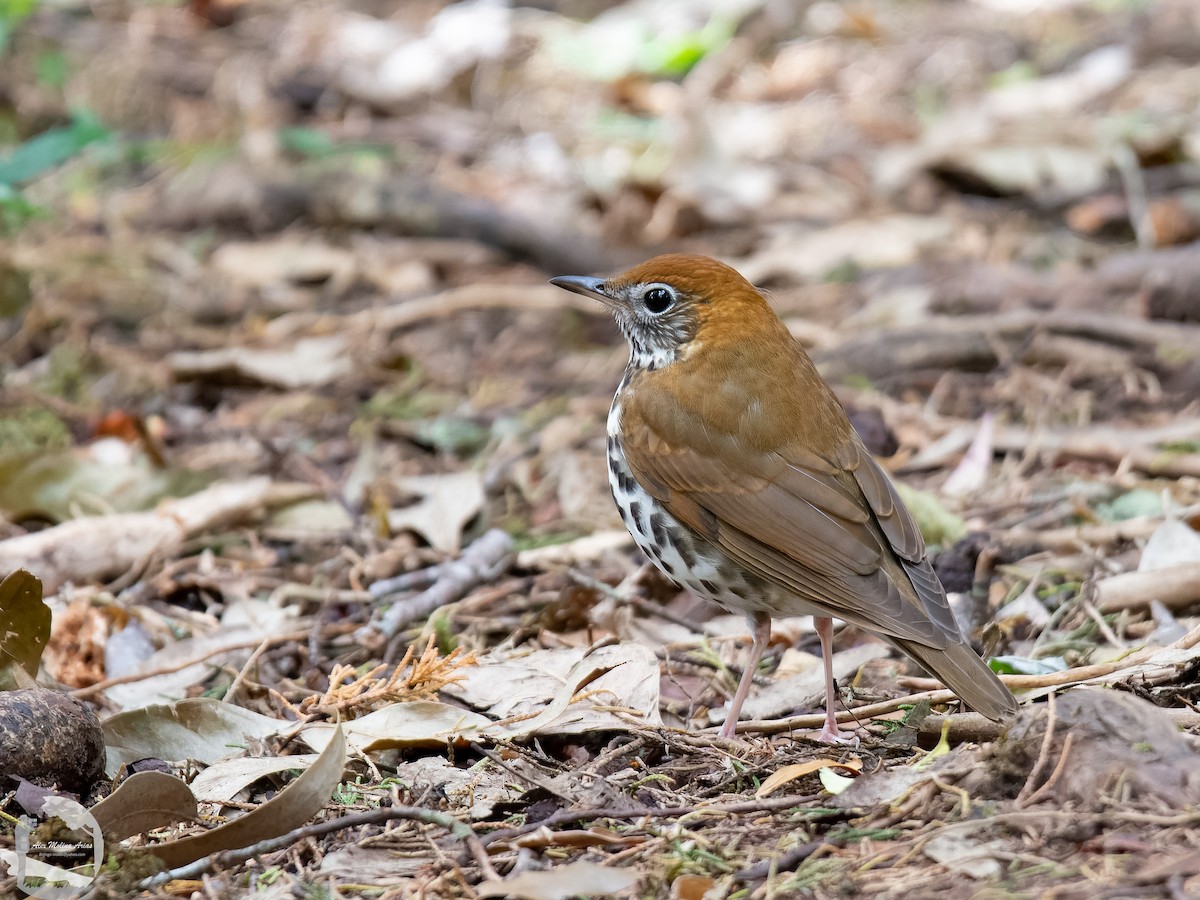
[3,1,1200,898]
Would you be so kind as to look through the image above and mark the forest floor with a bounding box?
[3,1,1200,898]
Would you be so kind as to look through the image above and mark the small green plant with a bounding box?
[0,0,40,56]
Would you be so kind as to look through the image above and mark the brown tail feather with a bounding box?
[894,638,1017,722]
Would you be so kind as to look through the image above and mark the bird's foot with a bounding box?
[817,718,858,745]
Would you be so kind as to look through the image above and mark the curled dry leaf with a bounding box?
[148,725,347,870]
[90,770,199,842]
[756,757,863,798]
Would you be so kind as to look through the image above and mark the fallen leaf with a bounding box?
[90,771,198,842]
[0,569,49,683]
[190,754,322,803]
[923,832,1003,879]
[170,336,351,390]
[299,700,492,753]
[477,860,641,900]
[102,697,286,775]
[818,767,858,796]
[756,758,863,798]
[148,725,347,869]
[480,643,664,738]
[388,471,484,553]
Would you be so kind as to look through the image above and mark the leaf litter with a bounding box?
[2,0,1200,897]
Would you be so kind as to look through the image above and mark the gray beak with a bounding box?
[549,275,608,301]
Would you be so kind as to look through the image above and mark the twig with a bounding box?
[997,508,1200,553]
[71,624,356,699]
[1092,563,1200,613]
[739,624,1200,734]
[1017,692,1058,807]
[478,793,821,850]
[224,636,272,704]
[358,529,514,646]
[139,804,499,888]
[1020,732,1076,807]
[732,840,834,883]
[568,569,700,632]
[1078,596,1126,649]
[1113,143,1154,249]
[267,284,606,342]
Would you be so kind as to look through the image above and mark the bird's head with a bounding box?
[551,254,774,371]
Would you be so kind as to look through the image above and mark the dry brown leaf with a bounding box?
[756,757,863,798]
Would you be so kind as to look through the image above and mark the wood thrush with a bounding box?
[551,254,1018,741]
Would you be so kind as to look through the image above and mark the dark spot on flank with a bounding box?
[607,434,616,452]
[700,579,720,594]
[608,455,620,476]
[619,470,638,494]
[676,540,696,568]
[649,513,669,546]
[628,500,642,527]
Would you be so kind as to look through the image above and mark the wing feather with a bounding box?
[621,398,959,649]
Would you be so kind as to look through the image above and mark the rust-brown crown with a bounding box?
[551,253,790,372]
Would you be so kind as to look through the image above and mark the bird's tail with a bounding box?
[894,638,1018,722]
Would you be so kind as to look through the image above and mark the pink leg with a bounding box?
[815,616,855,743]
[719,612,771,739]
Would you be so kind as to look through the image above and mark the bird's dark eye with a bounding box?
[643,286,674,314]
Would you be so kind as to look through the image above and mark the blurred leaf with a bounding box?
[0,182,45,231]
[0,111,110,186]
[414,416,490,455]
[388,471,485,553]
[0,406,69,455]
[0,569,49,682]
[638,17,734,78]
[989,655,1068,676]
[279,126,337,158]
[0,0,39,55]
[35,48,67,88]
[1096,489,1163,522]
[0,446,210,522]
[893,483,967,546]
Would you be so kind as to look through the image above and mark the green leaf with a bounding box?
[988,655,1067,676]
[1095,489,1163,522]
[0,111,110,186]
[0,569,50,683]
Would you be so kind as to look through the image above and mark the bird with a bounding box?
[550,253,1018,741]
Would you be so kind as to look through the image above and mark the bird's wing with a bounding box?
[622,403,959,649]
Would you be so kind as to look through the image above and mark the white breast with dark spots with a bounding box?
[606,389,771,614]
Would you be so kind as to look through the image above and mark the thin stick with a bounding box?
[223,636,272,704]
[71,623,356,700]
[479,793,821,850]
[1017,692,1058,807]
[1021,732,1077,807]
[140,804,499,888]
